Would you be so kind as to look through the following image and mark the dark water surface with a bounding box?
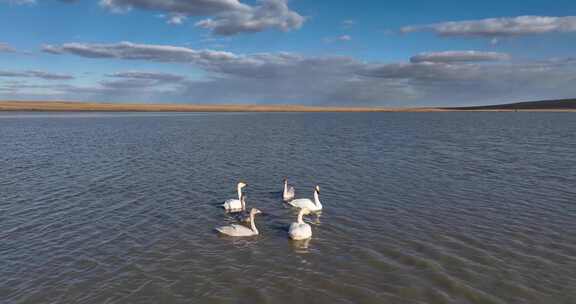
[1,112,575,304]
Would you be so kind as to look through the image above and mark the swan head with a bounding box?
[314,185,320,193]
[238,181,248,188]
[283,177,288,183]
[250,208,262,216]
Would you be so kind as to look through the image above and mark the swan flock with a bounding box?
[215,178,322,241]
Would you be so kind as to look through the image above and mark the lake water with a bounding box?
[1,112,575,304]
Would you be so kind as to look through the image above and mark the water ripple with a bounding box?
[1,112,575,303]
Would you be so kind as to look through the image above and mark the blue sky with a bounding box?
[1,0,576,106]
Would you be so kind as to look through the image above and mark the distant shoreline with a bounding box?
[0,100,575,112]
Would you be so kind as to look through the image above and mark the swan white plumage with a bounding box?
[216,208,262,237]
[222,181,247,212]
[283,177,295,201]
[289,208,312,240]
[288,185,322,212]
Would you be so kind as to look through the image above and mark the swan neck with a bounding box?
[283,181,288,196]
[237,185,242,200]
[250,214,258,233]
[314,191,321,207]
[297,210,305,224]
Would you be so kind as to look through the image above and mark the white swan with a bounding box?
[289,208,312,240]
[216,208,262,237]
[288,185,322,212]
[222,181,247,212]
[283,177,295,201]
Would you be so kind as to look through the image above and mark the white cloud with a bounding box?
[341,19,355,29]
[337,35,352,41]
[323,35,352,43]
[401,15,576,38]
[101,71,187,89]
[98,0,304,35]
[166,13,187,25]
[410,51,510,63]
[107,71,187,82]
[42,41,239,63]
[99,0,244,14]
[0,69,74,80]
[195,0,304,35]
[0,42,16,53]
[1,0,36,5]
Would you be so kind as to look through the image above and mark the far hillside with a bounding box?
[448,99,576,110]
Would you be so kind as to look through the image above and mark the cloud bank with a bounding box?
[28,41,576,105]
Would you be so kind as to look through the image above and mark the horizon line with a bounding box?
[0,99,575,113]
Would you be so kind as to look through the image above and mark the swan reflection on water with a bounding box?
[309,212,321,225]
[290,238,312,253]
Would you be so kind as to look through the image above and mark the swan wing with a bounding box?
[288,198,317,210]
[222,199,241,210]
[216,224,255,237]
[284,187,296,200]
[283,192,294,201]
[283,186,295,201]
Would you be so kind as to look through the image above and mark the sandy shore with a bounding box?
[0,101,441,112]
[0,101,574,112]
